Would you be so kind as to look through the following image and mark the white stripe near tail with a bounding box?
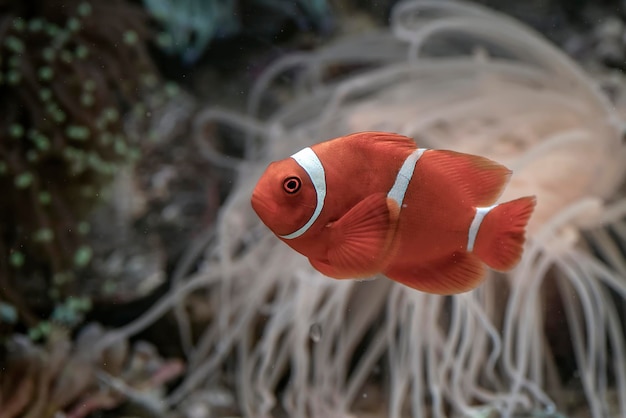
[470,196,536,271]
[466,205,497,252]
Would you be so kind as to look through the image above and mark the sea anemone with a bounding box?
[96,1,626,417]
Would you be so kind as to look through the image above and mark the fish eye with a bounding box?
[283,176,301,194]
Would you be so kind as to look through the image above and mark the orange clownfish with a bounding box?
[251,131,536,295]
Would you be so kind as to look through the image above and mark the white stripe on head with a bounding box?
[387,148,427,207]
[467,204,497,252]
[279,147,326,240]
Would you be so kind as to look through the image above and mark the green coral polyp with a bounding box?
[81,93,94,107]
[123,30,138,45]
[52,109,67,123]
[9,251,24,267]
[38,191,51,205]
[4,36,24,53]
[83,80,95,91]
[103,107,119,122]
[114,137,128,154]
[75,44,89,59]
[12,17,25,32]
[39,88,52,101]
[6,71,21,85]
[77,221,90,235]
[33,134,50,151]
[38,66,54,81]
[9,124,24,138]
[28,18,43,32]
[14,172,34,188]
[34,228,54,242]
[164,82,180,97]
[128,147,141,160]
[0,302,18,324]
[66,17,81,32]
[45,23,60,37]
[156,32,172,48]
[77,2,93,17]
[0,0,165,314]
[66,125,90,140]
[53,272,72,285]
[50,296,92,326]
[73,245,92,267]
[87,152,103,170]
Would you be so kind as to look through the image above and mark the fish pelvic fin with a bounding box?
[472,196,537,271]
[312,193,399,279]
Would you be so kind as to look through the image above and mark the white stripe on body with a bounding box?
[281,146,427,240]
[280,147,327,240]
[387,148,427,208]
[466,205,497,252]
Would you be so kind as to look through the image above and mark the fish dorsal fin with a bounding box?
[426,150,512,207]
[343,131,417,153]
[312,193,399,279]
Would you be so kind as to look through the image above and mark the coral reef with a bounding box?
[0,323,183,418]
[91,1,626,417]
[144,0,334,63]
[0,0,163,323]
[144,0,241,63]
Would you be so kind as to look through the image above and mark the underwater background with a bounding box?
[2,0,626,417]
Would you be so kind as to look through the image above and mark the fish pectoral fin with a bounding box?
[308,194,398,279]
[327,193,400,278]
[385,252,486,295]
[309,257,351,279]
[324,193,399,278]
[427,150,512,207]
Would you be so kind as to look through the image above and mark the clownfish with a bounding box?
[251,131,536,295]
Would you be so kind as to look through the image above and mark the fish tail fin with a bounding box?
[472,196,536,271]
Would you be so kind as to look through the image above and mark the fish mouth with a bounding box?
[251,190,274,220]
[251,191,296,236]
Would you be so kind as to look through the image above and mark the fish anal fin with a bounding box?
[385,252,486,295]
[318,193,398,279]
[427,150,512,207]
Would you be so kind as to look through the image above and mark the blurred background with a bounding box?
[2,0,626,417]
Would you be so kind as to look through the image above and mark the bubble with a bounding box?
[309,323,322,342]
